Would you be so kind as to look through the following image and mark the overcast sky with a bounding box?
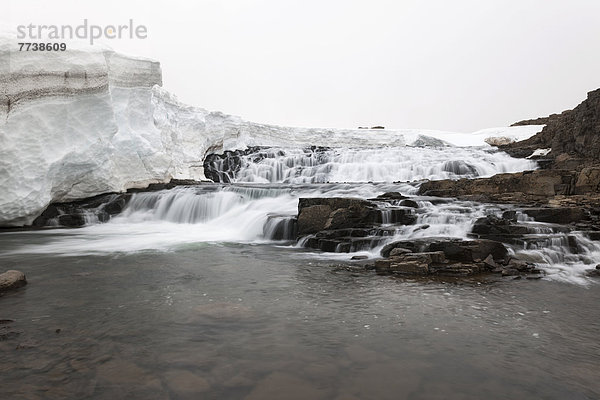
[4,0,600,132]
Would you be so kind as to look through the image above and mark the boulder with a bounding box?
[0,270,27,292]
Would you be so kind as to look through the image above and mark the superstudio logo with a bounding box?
[16,19,148,45]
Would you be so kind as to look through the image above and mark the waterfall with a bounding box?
[204,146,538,184]
[6,143,598,285]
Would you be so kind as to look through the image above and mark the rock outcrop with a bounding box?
[503,88,600,166]
[297,196,417,252]
[374,238,542,277]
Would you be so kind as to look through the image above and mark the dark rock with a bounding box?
[522,207,588,224]
[57,213,86,227]
[351,255,368,260]
[381,238,508,263]
[505,88,600,167]
[297,197,415,236]
[442,160,478,176]
[471,215,529,235]
[418,170,578,200]
[376,192,406,200]
[586,269,600,277]
[399,199,419,208]
[297,205,332,235]
[389,247,412,257]
[32,192,132,228]
[482,254,497,269]
[0,270,27,292]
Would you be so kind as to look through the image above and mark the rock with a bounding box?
[471,215,529,235]
[485,136,516,146]
[0,270,27,292]
[399,199,419,208]
[389,247,412,257]
[522,207,588,224]
[441,160,478,176]
[375,259,430,275]
[297,198,380,235]
[505,88,600,167]
[32,192,131,227]
[297,205,333,234]
[350,255,368,260]
[381,238,508,263]
[587,269,600,277]
[418,169,578,200]
[574,167,600,194]
[297,197,416,238]
[482,254,497,269]
[375,192,407,200]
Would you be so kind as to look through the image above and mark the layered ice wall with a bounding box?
[0,36,543,226]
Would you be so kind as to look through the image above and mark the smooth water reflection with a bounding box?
[0,240,599,399]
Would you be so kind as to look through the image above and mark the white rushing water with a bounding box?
[4,165,599,286]
[0,138,596,285]
[206,146,537,184]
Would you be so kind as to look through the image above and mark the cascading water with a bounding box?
[204,146,538,183]
[5,144,598,285]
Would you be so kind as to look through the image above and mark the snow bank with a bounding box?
[0,36,542,226]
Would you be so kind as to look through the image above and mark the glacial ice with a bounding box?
[0,35,543,226]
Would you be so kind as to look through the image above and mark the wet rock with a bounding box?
[0,270,27,292]
[522,207,588,224]
[350,255,368,260]
[389,247,412,257]
[297,205,333,234]
[441,160,478,176]
[297,198,380,235]
[471,215,530,235]
[374,192,407,201]
[399,199,419,208]
[587,268,600,277]
[375,259,430,275]
[482,254,497,269]
[32,193,131,227]
[382,238,507,263]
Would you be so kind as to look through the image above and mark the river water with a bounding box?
[0,145,599,399]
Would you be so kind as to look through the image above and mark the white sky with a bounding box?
[3,0,600,132]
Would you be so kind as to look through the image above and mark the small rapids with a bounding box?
[204,146,537,183]
[2,145,598,285]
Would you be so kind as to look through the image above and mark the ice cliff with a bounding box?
[0,36,542,226]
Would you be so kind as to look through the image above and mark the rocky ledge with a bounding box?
[504,88,600,168]
[375,238,541,277]
[296,194,418,252]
